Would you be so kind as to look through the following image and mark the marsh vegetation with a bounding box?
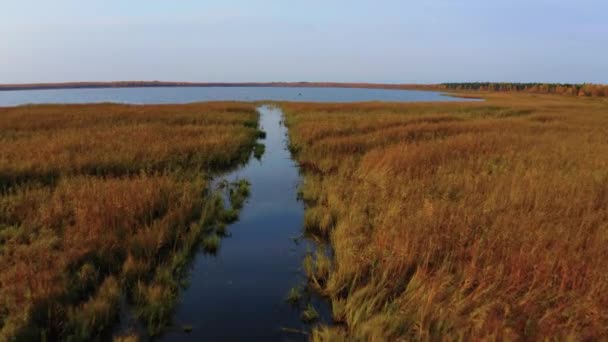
[284,93,608,340]
[2,90,606,341]
[0,102,260,340]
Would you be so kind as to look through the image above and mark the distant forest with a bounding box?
[441,82,608,97]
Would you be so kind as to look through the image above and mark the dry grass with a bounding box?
[283,93,608,340]
[0,103,257,188]
[0,102,259,340]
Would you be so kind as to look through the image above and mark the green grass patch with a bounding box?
[285,286,303,305]
[229,179,251,210]
[253,143,266,160]
[202,234,221,254]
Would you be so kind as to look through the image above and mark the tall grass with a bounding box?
[284,93,608,340]
[0,102,259,340]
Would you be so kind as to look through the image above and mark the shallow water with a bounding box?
[159,106,331,341]
[0,86,474,106]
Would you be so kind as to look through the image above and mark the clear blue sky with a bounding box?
[1,0,607,84]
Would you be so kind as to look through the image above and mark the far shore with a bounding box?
[0,81,441,92]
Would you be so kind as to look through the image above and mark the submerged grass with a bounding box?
[253,143,266,160]
[284,93,608,340]
[301,304,320,323]
[286,286,303,305]
[202,234,221,254]
[229,179,251,210]
[256,129,267,139]
[0,102,260,340]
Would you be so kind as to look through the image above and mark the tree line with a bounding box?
[441,82,608,97]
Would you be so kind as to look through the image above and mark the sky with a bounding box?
[1,0,607,84]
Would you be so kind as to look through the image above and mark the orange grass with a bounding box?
[0,102,259,340]
[0,103,257,188]
[283,93,608,340]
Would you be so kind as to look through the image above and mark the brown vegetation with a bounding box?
[283,93,608,340]
[0,102,259,340]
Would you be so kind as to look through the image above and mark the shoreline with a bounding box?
[0,81,441,92]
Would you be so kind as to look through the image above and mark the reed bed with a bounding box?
[0,102,259,340]
[283,93,608,340]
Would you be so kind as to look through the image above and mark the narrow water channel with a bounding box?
[161,106,331,341]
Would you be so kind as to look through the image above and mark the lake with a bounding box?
[0,86,473,106]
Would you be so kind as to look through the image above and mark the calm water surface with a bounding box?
[0,86,473,106]
[160,106,331,341]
